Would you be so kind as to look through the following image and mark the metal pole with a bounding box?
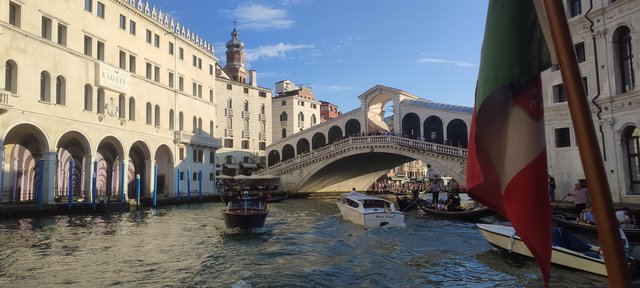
[542,0,631,286]
[177,167,181,204]
[92,160,97,211]
[37,159,44,209]
[67,160,73,209]
[135,174,140,209]
[153,162,158,208]
[198,170,202,203]
[187,167,191,204]
[121,161,125,209]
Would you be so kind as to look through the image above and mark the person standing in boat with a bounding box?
[350,187,359,195]
[567,182,588,214]
[548,174,556,201]
[430,180,441,205]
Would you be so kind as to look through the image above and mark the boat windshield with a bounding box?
[362,200,389,209]
[229,198,263,209]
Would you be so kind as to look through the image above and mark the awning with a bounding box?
[224,164,239,169]
[240,163,258,169]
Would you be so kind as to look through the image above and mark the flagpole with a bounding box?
[541,0,631,286]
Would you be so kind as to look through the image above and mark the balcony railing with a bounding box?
[173,130,221,148]
[242,131,250,139]
[259,133,267,141]
[298,121,305,129]
[0,91,12,109]
[225,108,233,117]
[242,111,250,119]
[225,129,233,137]
[259,113,267,122]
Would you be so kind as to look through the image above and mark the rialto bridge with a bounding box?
[261,85,473,193]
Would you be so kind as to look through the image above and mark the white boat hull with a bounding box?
[476,224,606,276]
[337,202,404,228]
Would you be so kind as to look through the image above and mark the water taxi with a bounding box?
[336,192,404,228]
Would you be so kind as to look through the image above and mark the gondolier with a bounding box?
[430,180,441,205]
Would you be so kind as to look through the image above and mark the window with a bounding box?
[209,152,214,164]
[129,20,136,35]
[5,60,17,94]
[119,15,126,30]
[179,112,184,131]
[169,72,174,88]
[192,149,204,163]
[575,42,585,63]
[209,64,213,75]
[154,105,160,126]
[41,17,52,40]
[192,82,197,97]
[55,76,66,105]
[84,84,92,111]
[616,27,635,94]
[259,91,267,97]
[84,36,92,56]
[119,51,126,69]
[9,2,21,27]
[119,94,126,118]
[129,55,136,73]
[146,63,152,79]
[553,83,566,103]
[154,66,160,82]
[243,87,249,94]
[178,76,184,91]
[40,71,50,102]
[193,56,197,67]
[209,89,214,102]
[57,24,67,46]
[226,84,232,90]
[224,139,233,148]
[282,128,287,138]
[242,140,249,149]
[97,89,105,113]
[129,97,136,121]
[179,48,184,60]
[280,112,288,121]
[624,127,640,194]
[146,30,152,44]
[169,42,174,55]
[84,0,92,12]
[96,41,105,61]
[198,84,202,98]
[146,102,152,125]
[569,0,581,18]
[179,148,184,160]
[555,127,571,148]
[154,34,160,48]
[169,109,174,130]
[582,76,588,96]
[96,2,105,18]
[281,100,286,106]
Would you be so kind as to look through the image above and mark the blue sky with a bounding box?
[158,0,489,111]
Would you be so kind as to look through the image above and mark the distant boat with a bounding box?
[222,192,268,230]
[417,201,495,221]
[553,213,640,241]
[336,192,404,228]
[395,195,417,211]
[476,223,607,276]
[266,192,288,203]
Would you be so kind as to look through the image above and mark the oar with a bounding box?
[552,193,570,212]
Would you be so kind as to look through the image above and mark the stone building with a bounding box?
[320,101,340,123]
[271,80,321,142]
[542,0,640,203]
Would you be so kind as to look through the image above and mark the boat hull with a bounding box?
[476,223,606,276]
[222,209,268,230]
[337,202,404,228]
[418,203,495,221]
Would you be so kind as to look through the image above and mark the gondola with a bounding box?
[222,192,269,230]
[553,213,640,241]
[266,192,288,203]
[417,201,495,221]
[395,195,417,211]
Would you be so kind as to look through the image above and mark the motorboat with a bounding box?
[336,192,404,228]
[476,223,606,276]
[553,213,640,241]
[222,192,269,230]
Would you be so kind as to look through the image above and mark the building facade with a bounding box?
[0,0,229,204]
[271,80,321,143]
[215,26,272,177]
[542,0,640,203]
[320,101,340,122]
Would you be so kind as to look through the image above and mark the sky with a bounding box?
[157,0,489,112]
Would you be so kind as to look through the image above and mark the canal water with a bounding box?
[0,198,612,287]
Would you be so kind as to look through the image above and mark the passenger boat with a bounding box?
[417,201,495,221]
[337,192,405,228]
[476,223,607,276]
[222,192,269,230]
[553,213,640,241]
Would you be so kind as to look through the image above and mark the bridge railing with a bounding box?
[259,135,467,175]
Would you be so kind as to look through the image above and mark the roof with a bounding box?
[402,99,473,114]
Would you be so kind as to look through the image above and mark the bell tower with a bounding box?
[224,21,247,83]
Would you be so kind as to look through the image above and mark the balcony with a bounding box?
[281,121,287,126]
[298,121,305,129]
[225,129,234,137]
[225,108,233,117]
[0,91,12,110]
[242,131,250,139]
[173,131,221,148]
[259,113,267,122]
[242,110,250,119]
[259,133,267,141]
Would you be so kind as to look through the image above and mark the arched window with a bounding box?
[84,84,93,111]
[624,126,640,194]
[282,128,287,138]
[192,116,197,133]
[128,97,136,121]
[226,98,232,109]
[97,88,105,113]
[55,76,65,105]
[260,121,265,133]
[615,26,635,94]
[169,109,175,130]
[260,104,265,114]
[280,112,288,122]
[119,94,126,118]
[210,120,214,136]
[198,117,203,134]
[5,60,17,94]
[40,71,50,102]
[146,102,152,124]
[154,105,160,127]
[311,114,317,126]
[179,112,184,131]
[244,101,249,111]
[244,119,249,131]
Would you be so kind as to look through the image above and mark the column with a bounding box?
[0,146,4,203]
[42,151,57,205]
[83,155,94,200]
[145,159,153,198]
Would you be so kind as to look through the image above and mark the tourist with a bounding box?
[567,182,588,214]
[581,205,596,225]
[616,207,637,229]
[548,174,556,201]
[350,187,359,195]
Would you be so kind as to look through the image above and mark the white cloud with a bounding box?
[417,58,478,68]
[232,4,293,31]
[245,43,314,62]
[311,84,354,92]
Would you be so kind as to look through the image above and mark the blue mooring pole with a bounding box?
[121,161,125,209]
[153,163,158,208]
[198,170,202,203]
[92,160,97,211]
[177,168,181,204]
[67,160,73,209]
[37,159,44,209]
[135,174,140,209]
[187,167,191,204]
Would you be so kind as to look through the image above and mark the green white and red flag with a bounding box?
[467,0,553,286]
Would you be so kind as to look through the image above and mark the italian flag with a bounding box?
[467,0,553,285]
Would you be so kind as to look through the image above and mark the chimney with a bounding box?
[248,70,257,87]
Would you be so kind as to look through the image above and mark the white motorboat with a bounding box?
[336,192,405,228]
[476,223,606,276]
